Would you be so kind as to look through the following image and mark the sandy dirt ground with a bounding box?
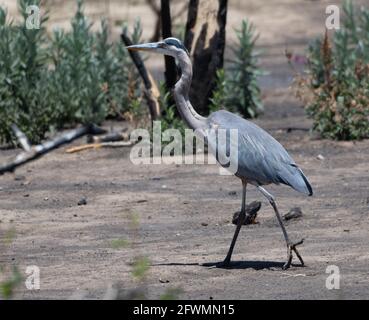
[0,0,369,300]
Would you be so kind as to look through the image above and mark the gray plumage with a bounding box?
[207,110,313,196]
[127,37,312,269]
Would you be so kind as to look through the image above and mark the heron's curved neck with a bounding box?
[173,51,207,131]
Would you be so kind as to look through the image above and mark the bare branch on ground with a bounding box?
[0,124,105,176]
[66,141,134,154]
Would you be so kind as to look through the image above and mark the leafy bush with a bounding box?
[0,0,52,144]
[120,20,149,128]
[211,19,263,119]
[295,0,369,140]
[209,69,227,113]
[158,82,185,134]
[0,0,141,144]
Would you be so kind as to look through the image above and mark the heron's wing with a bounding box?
[207,110,313,195]
[236,123,293,183]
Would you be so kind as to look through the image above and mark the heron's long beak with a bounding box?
[126,42,162,52]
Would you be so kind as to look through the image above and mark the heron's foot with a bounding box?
[216,258,232,269]
[203,258,232,269]
[282,239,304,270]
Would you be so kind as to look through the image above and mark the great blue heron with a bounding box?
[128,37,313,270]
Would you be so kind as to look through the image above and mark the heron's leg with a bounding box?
[257,186,304,270]
[220,181,247,267]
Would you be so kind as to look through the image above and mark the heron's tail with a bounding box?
[278,165,313,196]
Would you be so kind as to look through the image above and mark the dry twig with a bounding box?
[66,141,134,154]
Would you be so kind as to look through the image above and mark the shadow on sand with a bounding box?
[202,260,285,270]
[151,260,296,270]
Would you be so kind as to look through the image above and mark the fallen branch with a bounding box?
[0,124,105,176]
[66,141,134,154]
[11,124,31,152]
[87,131,129,144]
[286,127,310,133]
[121,33,161,122]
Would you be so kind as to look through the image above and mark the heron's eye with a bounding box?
[164,38,182,48]
[163,38,190,56]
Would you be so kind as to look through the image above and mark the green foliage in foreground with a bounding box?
[0,266,22,300]
[0,226,22,300]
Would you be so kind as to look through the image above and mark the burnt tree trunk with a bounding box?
[161,0,177,89]
[184,0,228,115]
[146,0,162,42]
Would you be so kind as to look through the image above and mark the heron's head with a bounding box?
[127,37,189,58]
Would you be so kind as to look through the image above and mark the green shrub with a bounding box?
[209,69,227,113]
[121,19,148,127]
[0,266,22,300]
[295,0,369,140]
[0,0,52,144]
[159,82,185,134]
[0,0,141,145]
[211,19,263,119]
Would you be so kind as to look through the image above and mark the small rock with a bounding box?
[152,177,161,181]
[44,197,49,201]
[159,278,170,283]
[317,154,325,161]
[232,201,261,225]
[14,175,26,181]
[78,197,87,206]
[161,185,167,189]
[284,207,303,221]
[201,222,208,227]
[228,191,237,196]
[73,214,78,217]
[137,199,147,203]
[23,194,30,198]
[343,229,350,232]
